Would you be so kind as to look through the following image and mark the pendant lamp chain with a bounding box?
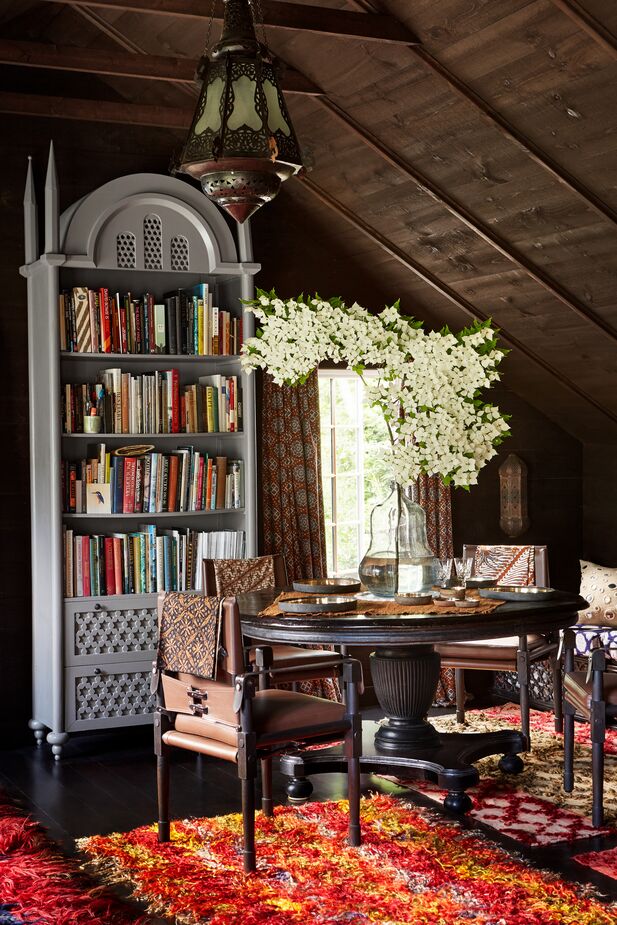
[247,0,269,51]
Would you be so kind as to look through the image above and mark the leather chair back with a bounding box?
[203,554,288,596]
[464,544,549,587]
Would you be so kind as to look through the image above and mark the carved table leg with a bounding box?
[370,645,441,750]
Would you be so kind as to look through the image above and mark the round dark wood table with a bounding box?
[239,589,588,812]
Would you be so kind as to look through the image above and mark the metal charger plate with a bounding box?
[478,586,557,602]
[279,595,358,614]
[292,578,361,594]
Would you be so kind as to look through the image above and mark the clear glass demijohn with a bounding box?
[359,482,438,597]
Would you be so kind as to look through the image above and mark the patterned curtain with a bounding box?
[260,370,338,701]
[414,475,456,706]
[261,370,327,581]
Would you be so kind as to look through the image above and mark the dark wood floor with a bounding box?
[2,708,617,910]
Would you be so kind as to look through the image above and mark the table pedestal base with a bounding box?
[281,720,526,812]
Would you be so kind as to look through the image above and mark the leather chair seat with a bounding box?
[437,633,545,664]
[249,644,333,667]
[564,671,617,719]
[163,689,348,758]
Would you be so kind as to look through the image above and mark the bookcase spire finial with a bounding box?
[44,140,59,254]
[23,156,39,264]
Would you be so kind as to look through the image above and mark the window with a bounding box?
[318,371,391,577]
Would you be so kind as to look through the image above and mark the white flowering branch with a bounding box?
[241,290,511,489]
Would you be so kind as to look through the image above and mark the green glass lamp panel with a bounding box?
[263,79,291,137]
[227,75,262,131]
[194,77,225,135]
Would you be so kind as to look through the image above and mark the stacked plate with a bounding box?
[280,578,361,614]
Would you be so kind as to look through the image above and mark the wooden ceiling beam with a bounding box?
[319,97,617,345]
[299,175,617,425]
[546,0,617,60]
[0,90,191,128]
[347,0,617,228]
[0,38,321,95]
[43,0,420,45]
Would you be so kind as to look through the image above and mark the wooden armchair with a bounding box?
[562,628,617,827]
[436,545,561,744]
[154,592,362,872]
[203,555,338,694]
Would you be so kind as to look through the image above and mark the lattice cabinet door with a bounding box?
[65,661,156,731]
[64,596,158,667]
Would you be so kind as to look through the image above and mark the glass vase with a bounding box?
[359,483,438,597]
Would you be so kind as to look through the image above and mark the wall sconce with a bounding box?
[498,453,530,538]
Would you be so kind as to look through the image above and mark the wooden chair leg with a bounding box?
[563,702,575,793]
[591,702,605,829]
[154,712,171,843]
[455,669,466,724]
[347,754,361,847]
[241,777,257,873]
[517,638,531,749]
[552,653,563,733]
[261,757,273,817]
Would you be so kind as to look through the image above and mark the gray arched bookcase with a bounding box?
[21,147,259,757]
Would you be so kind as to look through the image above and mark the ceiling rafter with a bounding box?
[0,37,321,95]
[318,97,617,345]
[0,90,191,128]
[299,175,617,427]
[546,0,617,60]
[42,0,420,45]
[348,0,617,228]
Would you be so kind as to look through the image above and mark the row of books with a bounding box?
[63,527,245,598]
[62,371,241,435]
[62,448,244,514]
[59,285,243,356]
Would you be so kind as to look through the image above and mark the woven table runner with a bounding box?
[258,591,505,618]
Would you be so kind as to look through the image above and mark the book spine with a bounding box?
[170,368,180,434]
[215,456,227,510]
[100,288,112,353]
[104,537,115,595]
[123,457,137,514]
[82,535,91,596]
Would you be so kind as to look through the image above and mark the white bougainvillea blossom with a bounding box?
[241,291,510,489]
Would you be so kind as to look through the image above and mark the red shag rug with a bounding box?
[0,800,145,925]
[79,794,617,924]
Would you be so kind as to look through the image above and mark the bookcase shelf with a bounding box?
[61,432,244,439]
[23,168,259,757]
[63,509,245,519]
[61,352,242,363]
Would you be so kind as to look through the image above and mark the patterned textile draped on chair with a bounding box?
[261,370,327,581]
[473,545,536,586]
[414,476,455,707]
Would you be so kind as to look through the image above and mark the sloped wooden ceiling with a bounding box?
[2,0,617,442]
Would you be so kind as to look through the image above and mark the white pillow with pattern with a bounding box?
[578,559,617,626]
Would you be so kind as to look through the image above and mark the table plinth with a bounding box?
[281,719,526,813]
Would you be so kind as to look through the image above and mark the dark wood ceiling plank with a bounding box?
[546,0,617,60]
[345,0,617,228]
[0,37,320,95]
[0,90,191,128]
[43,0,420,44]
[317,96,617,345]
[299,174,617,425]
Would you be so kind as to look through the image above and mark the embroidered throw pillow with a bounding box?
[578,559,617,626]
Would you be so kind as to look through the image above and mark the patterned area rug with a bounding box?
[79,794,617,924]
[389,705,617,846]
[0,799,144,925]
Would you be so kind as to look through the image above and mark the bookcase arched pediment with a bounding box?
[60,174,239,271]
[22,157,258,758]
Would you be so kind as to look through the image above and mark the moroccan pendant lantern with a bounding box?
[177,0,304,223]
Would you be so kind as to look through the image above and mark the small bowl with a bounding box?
[448,586,467,601]
[395,593,433,606]
[454,598,477,608]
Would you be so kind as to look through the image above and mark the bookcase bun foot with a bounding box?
[28,719,47,746]
[22,161,258,752]
[46,731,69,761]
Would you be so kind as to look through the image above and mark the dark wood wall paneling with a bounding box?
[0,113,172,745]
[583,446,617,567]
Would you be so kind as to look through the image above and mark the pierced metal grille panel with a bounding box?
[170,234,189,271]
[73,607,157,657]
[116,231,136,269]
[75,670,155,721]
[493,658,554,707]
[144,213,163,270]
